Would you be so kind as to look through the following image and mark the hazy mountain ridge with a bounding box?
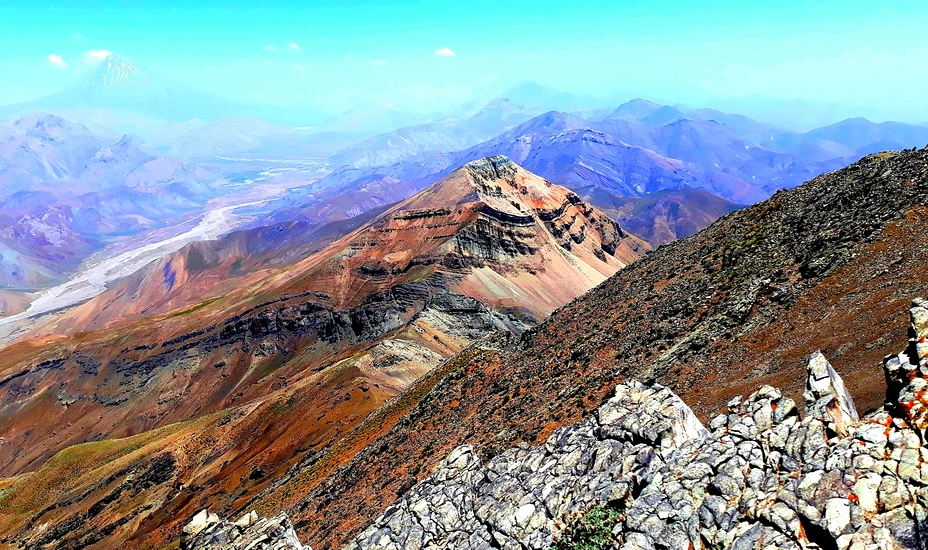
[279,95,928,253]
[0,113,217,290]
[319,104,911,206]
[330,99,535,169]
[0,54,325,148]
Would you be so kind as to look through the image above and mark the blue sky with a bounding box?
[2,0,927,125]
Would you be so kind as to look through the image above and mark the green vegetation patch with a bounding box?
[165,296,222,319]
[0,417,201,515]
[553,504,624,550]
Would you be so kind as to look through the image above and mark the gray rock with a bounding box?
[804,351,859,436]
[180,511,307,550]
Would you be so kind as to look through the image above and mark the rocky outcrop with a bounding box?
[344,382,704,550]
[339,299,928,550]
[885,297,928,441]
[181,509,306,550]
[176,300,928,550]
[804,351,859,437]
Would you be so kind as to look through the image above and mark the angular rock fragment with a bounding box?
[183,509,220,537]
[804,351,859,436]
[180,510,307,550]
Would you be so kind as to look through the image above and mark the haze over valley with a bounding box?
[2,2,928,549]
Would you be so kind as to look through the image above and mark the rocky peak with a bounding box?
[425,155,564,219]
[350,156,648,315]
[460,155,519,184]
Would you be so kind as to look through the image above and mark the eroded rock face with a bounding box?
[341,299,928,550]
[180,510,306,550]
[885,298,928,441]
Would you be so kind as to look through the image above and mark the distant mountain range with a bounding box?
[3,55,927,305]
[268,98,928,249]
[0,54,326,144]
[0,114,216,291]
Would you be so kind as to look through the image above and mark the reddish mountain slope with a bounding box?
[227,148,928,550]
[0,157,646,549]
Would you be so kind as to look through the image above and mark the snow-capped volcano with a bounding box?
[75,54,148,91]
[0,53,324,126]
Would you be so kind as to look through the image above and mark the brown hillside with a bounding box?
[270,148,928,549]
[0,157,645,549]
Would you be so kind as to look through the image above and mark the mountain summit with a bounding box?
[265,154,650,316]
[73,53,150,93]
[0,157,648,548]
[0,54,324,125]
[44,155,650,332]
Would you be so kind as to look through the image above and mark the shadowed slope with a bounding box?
[263,148,928,549]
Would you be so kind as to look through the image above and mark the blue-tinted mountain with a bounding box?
[802,117,928,155]
[500,81,610,113]
[0,114,216,289]
[329,98,535,169]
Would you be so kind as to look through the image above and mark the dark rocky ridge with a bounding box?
[0,283,522,471]
[263,148,928,548]
[3,284,427,410]
[0,290,525,550]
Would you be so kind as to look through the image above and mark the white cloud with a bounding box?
[372,60,389,66]
[266,45,277,51]
[48,54,67,69]
[289,43,300,50]
[434,47,456,57]
[83,49,111,64]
